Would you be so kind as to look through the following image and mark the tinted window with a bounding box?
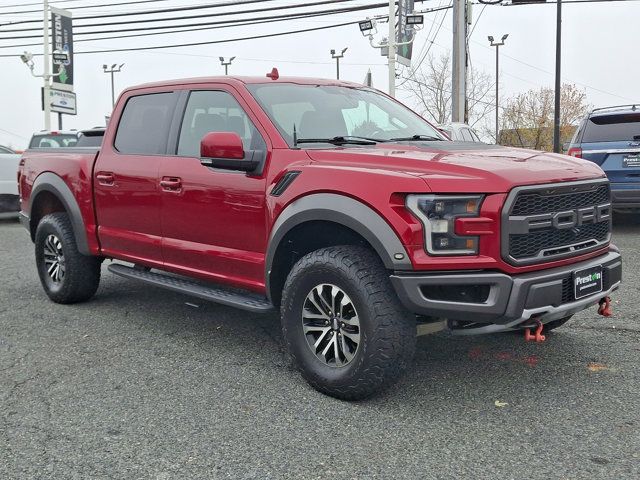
[29,134,78,148]
[582,112,640,143]
[177,90,261,157]
[114,92,177,154]
[76,132,104,147]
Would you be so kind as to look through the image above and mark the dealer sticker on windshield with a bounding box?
[623,154,640,168]
[573,265,603,300]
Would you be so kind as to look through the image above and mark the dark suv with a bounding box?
[568,105,640,212]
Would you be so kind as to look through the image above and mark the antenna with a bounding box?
[293,124,298,147]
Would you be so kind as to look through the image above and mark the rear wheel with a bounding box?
[35,212,101,304]
[281,246,416,400]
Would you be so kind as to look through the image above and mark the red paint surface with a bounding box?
[19,75,612,294]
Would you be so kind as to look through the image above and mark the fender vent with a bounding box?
[270,171,301,197]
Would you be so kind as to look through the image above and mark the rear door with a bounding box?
[580,111,640,184]
[94,90,180,265]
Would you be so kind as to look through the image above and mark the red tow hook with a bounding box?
[598,296,612,317]
[524,319,546,343]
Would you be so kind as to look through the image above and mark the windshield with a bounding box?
[29,134,78,148]
[247,83,445,147]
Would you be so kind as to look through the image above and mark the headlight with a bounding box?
[406,195,484,255]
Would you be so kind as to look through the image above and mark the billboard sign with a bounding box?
[50,88,77,115]
[396,0,415,67]
[51,7,73,91]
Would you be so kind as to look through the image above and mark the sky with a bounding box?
[0,0,638,149]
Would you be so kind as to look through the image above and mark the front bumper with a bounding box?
[391,248,622,333]
[611,183,640,209]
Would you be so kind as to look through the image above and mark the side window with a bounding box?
[114,92,177,155]
[177,90,262,157]
[460,128,474,142]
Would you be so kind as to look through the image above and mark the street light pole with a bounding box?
[330,48,348,79]
[102,63,124,108]
[553,0,562,153]
[387,0,396,97]
[43,0,51,131]
[219,56,235,75]
[489,34,508,144]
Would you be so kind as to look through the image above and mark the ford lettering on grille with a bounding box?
[501,180,612,266]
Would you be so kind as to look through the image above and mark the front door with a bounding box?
[94,90,180,266]
[159,88,270,291]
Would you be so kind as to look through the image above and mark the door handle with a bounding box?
[160,177,182,192]
[96,172,115,186]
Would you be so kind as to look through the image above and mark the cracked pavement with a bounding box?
[1,217,639,479]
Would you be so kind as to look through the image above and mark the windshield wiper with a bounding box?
[389,134,443,142]
[295,136,383,146]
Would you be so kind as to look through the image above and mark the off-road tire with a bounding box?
[35,212,101,304]
[281,246,416,400]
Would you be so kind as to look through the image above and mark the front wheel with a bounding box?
[35,212,101,304]
[280,246,416,400]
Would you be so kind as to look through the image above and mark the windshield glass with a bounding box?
[247,83,445,147]
[29,134,78,148]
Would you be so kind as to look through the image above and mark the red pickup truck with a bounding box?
[18,73,621,399]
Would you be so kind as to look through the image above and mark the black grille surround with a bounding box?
[501,179,612,266]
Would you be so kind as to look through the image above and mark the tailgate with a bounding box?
[581,141,640,184]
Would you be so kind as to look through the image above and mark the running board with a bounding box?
[108,263,274,313]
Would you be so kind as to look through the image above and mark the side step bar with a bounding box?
[108,263,274,313]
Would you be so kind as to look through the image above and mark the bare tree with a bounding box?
[499,84,589,151]
[403,52,496,130]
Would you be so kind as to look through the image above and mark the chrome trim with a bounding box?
[583,148,640,155]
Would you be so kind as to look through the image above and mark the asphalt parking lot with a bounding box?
[1,218,639,480]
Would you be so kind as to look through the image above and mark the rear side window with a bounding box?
[114,92,177,154]
[582,112,640,143]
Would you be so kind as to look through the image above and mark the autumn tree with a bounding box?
[402,52,495,131]
[499,84,589,151]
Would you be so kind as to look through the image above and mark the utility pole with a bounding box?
[330,48,348,80]
[387,0,396,97]
[553,0,562,153]
[103,63,124,108]
[43,0,51,131]
[489,34,508,144]
[451,0,467,123]
[219,56,235,75]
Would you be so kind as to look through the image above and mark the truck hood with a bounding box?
[304,142,606,193]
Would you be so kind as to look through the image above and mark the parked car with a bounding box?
[0,146,21,218]
[569,105,640,212]
[18,74,621,400]
[438,122,484,143]
[28,130,78,149]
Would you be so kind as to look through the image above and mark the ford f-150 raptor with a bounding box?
[18,72,622,399]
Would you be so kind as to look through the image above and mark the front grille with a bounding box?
[509,222,610,259]
[502,180,612,265]
[511,184,610,216]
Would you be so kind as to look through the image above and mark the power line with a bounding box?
[0,19,364,58]
[0,0,357,31]
[0,4,386,48]
[0,0,181,14]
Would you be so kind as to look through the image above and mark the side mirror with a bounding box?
[200,131,260,172]
[200,131,244,160]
